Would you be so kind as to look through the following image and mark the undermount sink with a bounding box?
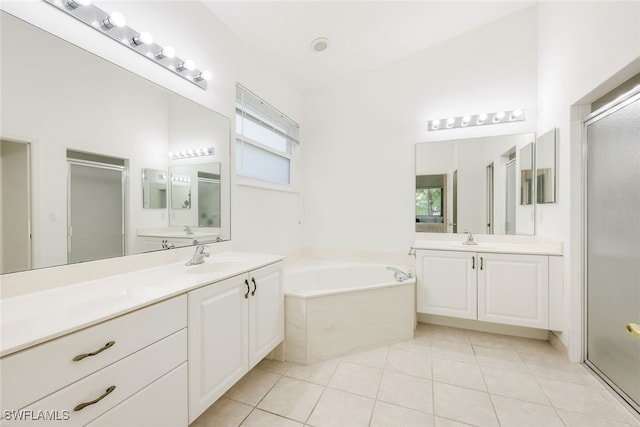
[184,256,245,274]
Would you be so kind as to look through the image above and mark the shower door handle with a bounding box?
[626,323,640,338]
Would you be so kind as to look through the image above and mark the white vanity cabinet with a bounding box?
[188,262,284,423]
[416,250,477,320]
[417,249,552,329]
[477,253,548,329]
[0,296,188,426]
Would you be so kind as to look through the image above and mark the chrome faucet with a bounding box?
[386,266,414,282]
[184,225,193,235]
[463,230,478,245]
[186,245,209,266]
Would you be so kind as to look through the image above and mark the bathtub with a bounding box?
[283,262,415,365]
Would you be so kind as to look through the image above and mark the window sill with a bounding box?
[235,175,299,194]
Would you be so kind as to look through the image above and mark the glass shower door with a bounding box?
[68,162,125,264]
[586,90,640,412]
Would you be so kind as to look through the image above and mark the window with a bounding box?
[235,84,299,187]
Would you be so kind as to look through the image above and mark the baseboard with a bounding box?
[417,313,549,340]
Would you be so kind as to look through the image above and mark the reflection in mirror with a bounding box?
[416,175,446,232]
[0,11,231,273]
[170,174,192,209]
[519,143,534,205]
[536,129,557,204]
[416,133,536,235]
[169,163,220,227]
[142,168,168,209]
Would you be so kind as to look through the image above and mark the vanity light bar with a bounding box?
[169,147,215,159]
[44,0,211,90]
[171,176,191,183]
[429,109,525,131]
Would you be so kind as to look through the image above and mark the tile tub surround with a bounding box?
[193,323,640,427]
[283,262,415,365]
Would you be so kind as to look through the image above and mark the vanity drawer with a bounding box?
[2,329,187,426]
[86,363,188,427]
[1,295,187,413]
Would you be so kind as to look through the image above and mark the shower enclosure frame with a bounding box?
[581,84,640,415]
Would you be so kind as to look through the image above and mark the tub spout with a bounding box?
[386,266,413,282]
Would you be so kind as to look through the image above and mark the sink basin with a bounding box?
[184,256,245,274]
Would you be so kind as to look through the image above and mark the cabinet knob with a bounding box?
[74,385,116,412]
[72,340,115,362]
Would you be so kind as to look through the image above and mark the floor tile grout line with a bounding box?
[367,345,390,426]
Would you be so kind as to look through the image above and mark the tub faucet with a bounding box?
[386,266,413,282]
[186,245,209,266]
[184,225,193,235]
[463,230,478,245]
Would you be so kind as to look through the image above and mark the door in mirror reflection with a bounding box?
[67,153,126,264]
[1,139,31,273]
[197,173,220,227]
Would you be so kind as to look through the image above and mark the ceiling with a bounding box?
[203,1,536,93]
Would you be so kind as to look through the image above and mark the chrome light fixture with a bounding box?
[43,0,211,90]
[429,109,525,131]
[169,147,215,159]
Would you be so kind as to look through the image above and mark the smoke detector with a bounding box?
[311,37,330,53]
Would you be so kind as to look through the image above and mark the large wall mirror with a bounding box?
[416,133,536,235]
[0,11,231,274]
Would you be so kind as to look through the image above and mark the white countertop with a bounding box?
[0,251,283,357]
[413,239,563,256]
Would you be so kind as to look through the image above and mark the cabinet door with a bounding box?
[477,253,548,329]
[87,363,188,427]
[188,275,249,423]
[248,262,284,369]
[416,250,477,319]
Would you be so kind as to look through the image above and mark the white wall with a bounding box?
[301,7,537,253]
[536,1,640,359]
[1,0,304,266]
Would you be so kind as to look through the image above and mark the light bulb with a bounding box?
[177,60,195,72]
[477,113,488,125]
[102,12,126,29]
[132,31,153,46]
[462,115,471,126]
[65,0,91,9]
[431,119,440,130]
[446,118,455,127]
[510,109,524,120]
[195,70,212,81]
[155,46,176,60]
[493,111,505,123]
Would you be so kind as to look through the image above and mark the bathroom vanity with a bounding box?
[0,252,284,426]
[414,239,563,332]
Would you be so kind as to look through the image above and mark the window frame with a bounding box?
[235,84,299,192]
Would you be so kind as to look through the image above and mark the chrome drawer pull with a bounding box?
[72,341,115,362]
[73,385,116,412]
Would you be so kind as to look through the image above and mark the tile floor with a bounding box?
[191,323,640,427]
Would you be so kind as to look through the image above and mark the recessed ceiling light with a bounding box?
[311,37,330,53]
